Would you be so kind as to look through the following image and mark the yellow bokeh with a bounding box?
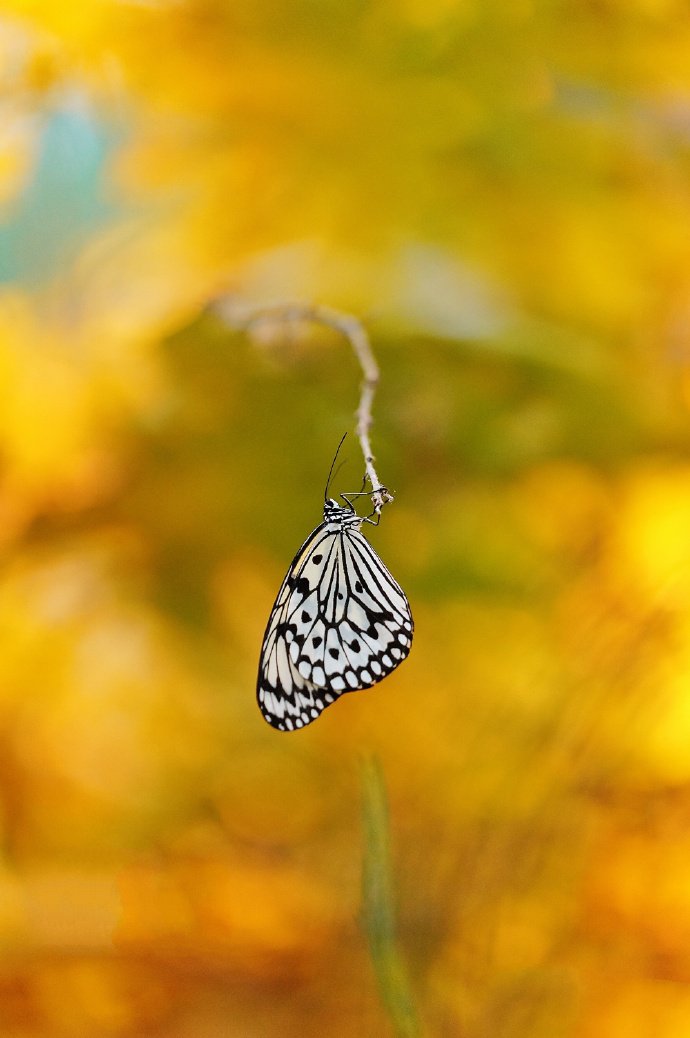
[0,2,690,1035]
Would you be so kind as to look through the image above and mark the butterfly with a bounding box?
[257,457,413,731]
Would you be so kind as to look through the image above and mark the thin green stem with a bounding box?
[360,755,421,1038]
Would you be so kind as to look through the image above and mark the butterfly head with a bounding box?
[324,497,363,529]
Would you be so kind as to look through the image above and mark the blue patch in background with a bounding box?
[0,105,121,286]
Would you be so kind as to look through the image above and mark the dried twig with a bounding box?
[221,300,394,513]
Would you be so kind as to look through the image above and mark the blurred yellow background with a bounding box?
[0,2,689,1035]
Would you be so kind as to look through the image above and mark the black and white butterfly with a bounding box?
[257,468,413,731]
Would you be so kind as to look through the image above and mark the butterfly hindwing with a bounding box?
[257,501,413,731]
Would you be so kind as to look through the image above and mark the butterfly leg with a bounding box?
[340,487,387,525]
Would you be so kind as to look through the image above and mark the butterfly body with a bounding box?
[257,497,413,731]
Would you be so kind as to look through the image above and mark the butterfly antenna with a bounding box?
[325,433,347,502]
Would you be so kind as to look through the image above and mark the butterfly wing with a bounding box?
[256,520,336,730]
[257,523,413,731]
[336,528,414,686]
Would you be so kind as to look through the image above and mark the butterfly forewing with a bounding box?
[257,499,413,731]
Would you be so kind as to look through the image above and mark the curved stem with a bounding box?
[227,301,394,512]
